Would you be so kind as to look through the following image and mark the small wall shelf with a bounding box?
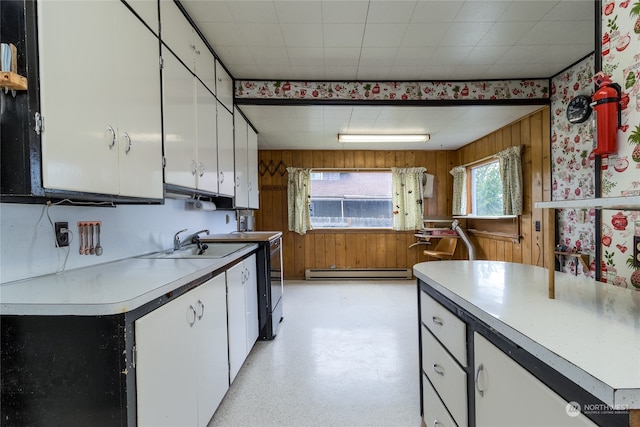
[554,251,590,275]
[535,195,640,210]
[0,72,28,90]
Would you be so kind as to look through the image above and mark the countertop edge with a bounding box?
[413,262,640,410]
[0,244,258,317]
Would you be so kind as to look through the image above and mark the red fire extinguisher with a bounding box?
[591,72,621,156]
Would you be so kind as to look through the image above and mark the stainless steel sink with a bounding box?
[144,243,251,259]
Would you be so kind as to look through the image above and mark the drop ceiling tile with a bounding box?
[544,1,594,21]
[239,23,285,47]
[367,1,418,23]
[500,1,558,22]
[287,48,325,66]
[324,66,359,80]
[452,64,492,80]
[363,24,408,48]
[428,46,474,66]
[182,1,234,23]
[323,48,361,67]
[387,65,426,80]
[418,65,459,80]
[255,64,294,78]
[518,21,590,46]
[402,22,451,47]
[478,22,536,46]
[249,46,290,65]
[355,66,393,81]
[441,22,493,46]
[454,1,510,22]
[198,23,245,47]
[323,24,366,48]
[214,46,255,65]
[274,1,323,23]
[281,23,323,47]
[462,46,506,65]
[321,1,370,24]
[395,47,435,66]
[411,1,463,23]
[226,1,279,23]
[358,48,399,66]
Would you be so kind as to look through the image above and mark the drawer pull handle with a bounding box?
[187,305,197,327]
[475,363,485,397]
[432,316,444,326]
[433,364,445,376]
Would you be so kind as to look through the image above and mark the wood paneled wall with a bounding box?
[455,106,551,267]
[256,106,550,279]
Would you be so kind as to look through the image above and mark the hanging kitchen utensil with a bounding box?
[89,224,95,255]
[79,223,85,255]
[84,225,90,255]
[95,223,103,256]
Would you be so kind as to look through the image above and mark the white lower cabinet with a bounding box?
[474,332,596,427]
[135,273,228,427]
[227,254,258,383]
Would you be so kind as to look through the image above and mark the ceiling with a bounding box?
[179,0,595,151]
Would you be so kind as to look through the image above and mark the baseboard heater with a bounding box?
[305,268,413,280]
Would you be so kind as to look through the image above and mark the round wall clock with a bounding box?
[566,95,592,124]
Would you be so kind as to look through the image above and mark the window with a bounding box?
[470,160,503,216]
[309,171,392,228]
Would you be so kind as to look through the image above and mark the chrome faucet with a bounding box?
[174,228,210,251]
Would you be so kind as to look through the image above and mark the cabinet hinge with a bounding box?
[159,57,164,69]
[132,345,137,368]
[162,156,167,168]
[34,112,44,135]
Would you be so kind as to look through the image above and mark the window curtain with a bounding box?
[391,167,426,231]
[450,166,467,215]
[286,167,312,235]
[496,146,523,215]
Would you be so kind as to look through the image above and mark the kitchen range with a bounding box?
[202,231,283,340]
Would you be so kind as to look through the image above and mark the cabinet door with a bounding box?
[244,254,259,351]
[474,333,596,427]
[226,262,248,383]
[116,3,163,199]
[38,0,119,195]
[247,126,259,209]
[193,35,216,95]
[163,48,197,189]
[195,273,228,427]
[196,80,219,193]
[135,290,198,427]
[234,109,249,208]
[215,60,234,110]
[159,0,194,69]
[124,0,159,35]
[217,103,235,197]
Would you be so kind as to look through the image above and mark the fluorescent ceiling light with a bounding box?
[338,134,430,143]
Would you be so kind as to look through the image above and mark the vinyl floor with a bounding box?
[208,279,421,427]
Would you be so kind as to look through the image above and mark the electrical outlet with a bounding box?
[55,222,69,247]
[535,220,541,232]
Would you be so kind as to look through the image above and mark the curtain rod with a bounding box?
[461,145,524,168]
[311,167,392,171]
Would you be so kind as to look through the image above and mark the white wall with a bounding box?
[0,199,237,283]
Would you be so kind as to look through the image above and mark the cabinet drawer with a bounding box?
[422,326,467,427]
[422,373,458,427]
[420,291,467,366]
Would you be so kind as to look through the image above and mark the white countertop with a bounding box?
[0,244,257,316]
[413,261,640,409]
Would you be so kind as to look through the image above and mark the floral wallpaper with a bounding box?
[551,55,597,278]
[235,79,549,102]
[600,0,640,289]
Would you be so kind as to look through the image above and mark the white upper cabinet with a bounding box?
[233,108,259,209]
[38,0,162,199]
[195,80,219,193]
[247,126,259,209]
[160,0,215,95]
[124,0,159,35]
[162,48,197,190]
[234,108,249,209]
[216,60,234,111]
[217,103,235,197]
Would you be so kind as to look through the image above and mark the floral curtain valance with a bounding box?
[391,167,426,231]
[286,167,312,235]
[496,146,523,215]
[449,166,467,216]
